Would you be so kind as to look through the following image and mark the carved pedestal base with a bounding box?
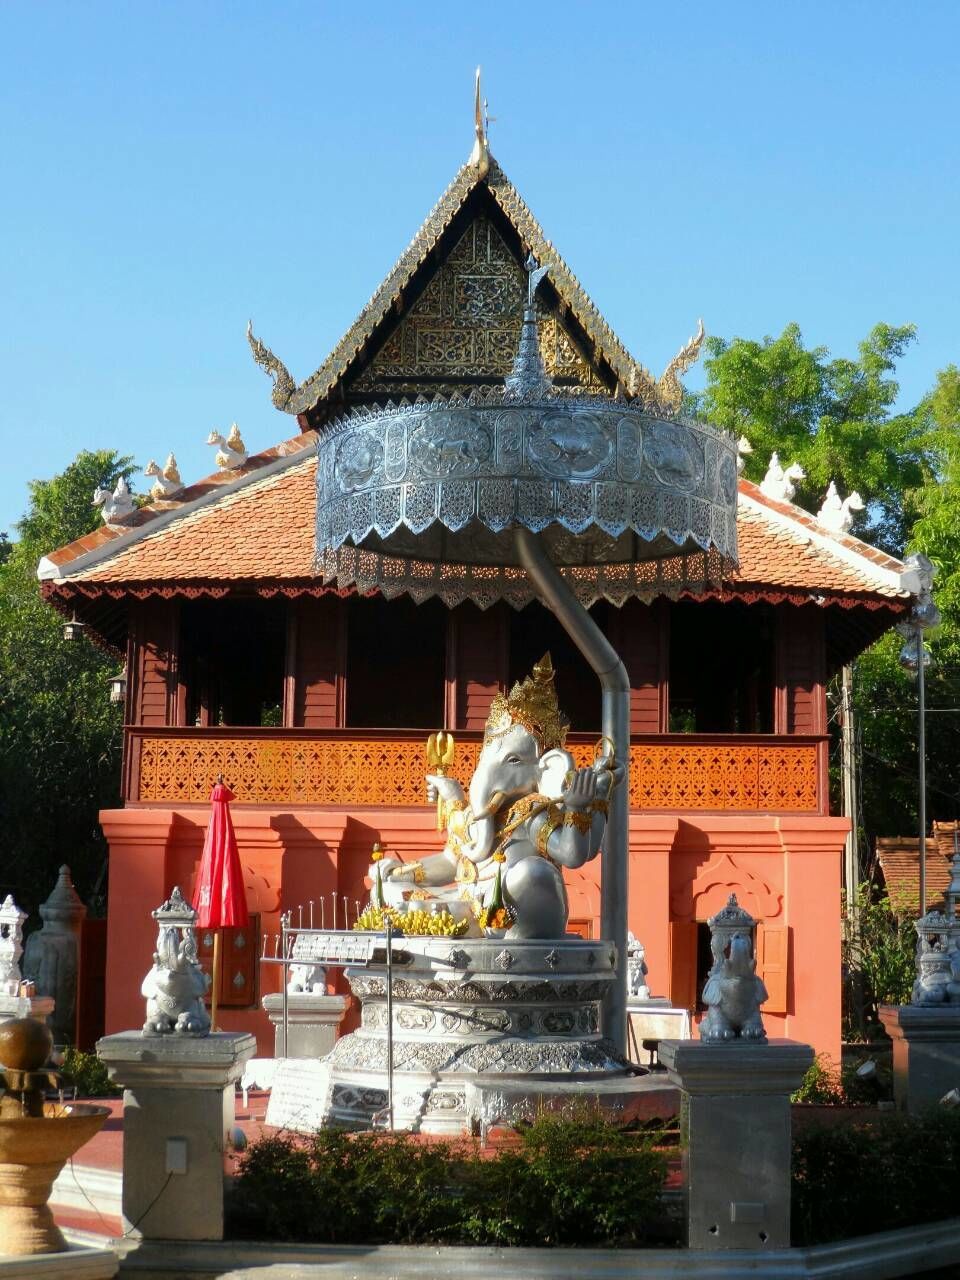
[879,1003,960,1113]
[262,993,349,1059]
[660,1039,814,1251]
[270,937,676,1135]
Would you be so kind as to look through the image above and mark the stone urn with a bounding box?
[0,1017,109,1255]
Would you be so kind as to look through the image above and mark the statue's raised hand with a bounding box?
[561,765,598,811]
[593,757,625,799]
[368,855,402,885]
[426,774,465,805]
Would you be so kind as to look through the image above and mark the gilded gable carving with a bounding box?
[352,217,605,395]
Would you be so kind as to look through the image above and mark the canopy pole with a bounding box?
[514,528,630,1054]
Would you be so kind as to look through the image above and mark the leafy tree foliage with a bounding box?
[0,450,135,912]
[694,327,960,848]
[691,322,928,554]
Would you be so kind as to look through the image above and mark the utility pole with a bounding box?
[841,664,860,919]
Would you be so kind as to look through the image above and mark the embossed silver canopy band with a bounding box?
[314,261,739,1051]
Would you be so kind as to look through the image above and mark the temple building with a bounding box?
[38,130,914,1061]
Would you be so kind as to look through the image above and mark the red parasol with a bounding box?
[193,777,248,1028]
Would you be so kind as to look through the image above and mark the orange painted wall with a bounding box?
[101,804,847,1062]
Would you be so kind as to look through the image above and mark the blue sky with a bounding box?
[2,0,958,539]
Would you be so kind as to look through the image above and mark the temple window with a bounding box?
[668,600,775,734]
[344,596,446,729]
[180,598,286,727]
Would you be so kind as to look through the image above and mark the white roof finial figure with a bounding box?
[144,453,183,501]
[207,423,248,471]
[92,475,136,527]
[760,452,805,503]
[817,480,864,534]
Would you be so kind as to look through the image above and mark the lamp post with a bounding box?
[897,553,939,918]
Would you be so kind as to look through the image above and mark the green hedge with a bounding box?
[792,1109,960,1245]
[229,1112,671,1247]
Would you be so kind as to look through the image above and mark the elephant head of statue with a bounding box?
[462,654,574,861]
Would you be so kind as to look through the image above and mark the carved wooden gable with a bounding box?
[352,215,605,397]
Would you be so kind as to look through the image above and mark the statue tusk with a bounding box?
[472,790,507,820]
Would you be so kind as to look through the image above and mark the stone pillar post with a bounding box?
[262,992,349,1057]
[660,1039,813,1251]
[23,866,86,1045]
[97,1031,256,1240]
[879,1004,960,1113]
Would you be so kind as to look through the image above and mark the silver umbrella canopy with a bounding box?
[316,264,739,1050]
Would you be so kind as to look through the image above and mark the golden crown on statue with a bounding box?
[484,652,570,753]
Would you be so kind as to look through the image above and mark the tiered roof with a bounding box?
[38,140,913,656]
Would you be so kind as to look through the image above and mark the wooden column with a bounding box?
[775,605,826,735]
[127,598,180,727]
[291,596,342,729]
[612,599,669,733]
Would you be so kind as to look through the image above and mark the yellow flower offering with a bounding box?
[492,849,506,863]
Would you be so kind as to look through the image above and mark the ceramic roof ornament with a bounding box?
[760,452,805,503]
[817,480,864,534]
[92,475,135,527]
[144,454,183,501]
[207,424,248,470]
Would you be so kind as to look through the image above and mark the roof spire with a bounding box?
[505,255,552,397]
[469,66,490,178]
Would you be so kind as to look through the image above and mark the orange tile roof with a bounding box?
[42,456,910,606]
[38,428,317,575]
[731,486,905,599]
[876,823,960,913]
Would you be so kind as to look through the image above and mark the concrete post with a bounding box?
[659,1039,813,1251]
[261,992,349,1058]
[97,1031,255,1241]
[879,1004,960,1113]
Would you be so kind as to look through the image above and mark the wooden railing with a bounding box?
[124,728,828,814]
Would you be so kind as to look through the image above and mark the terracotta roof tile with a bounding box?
[46,459,911,602]
[877,824,960,913]
[39,429,318,573]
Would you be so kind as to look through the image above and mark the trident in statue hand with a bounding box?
[426,731,456,830]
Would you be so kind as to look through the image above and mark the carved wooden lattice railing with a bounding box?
[125,729,826,814]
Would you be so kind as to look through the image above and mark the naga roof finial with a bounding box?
[469,66,490,179]
[247,320,297,412]
[657,319,705,414]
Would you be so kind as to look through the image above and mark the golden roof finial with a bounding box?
[483,652,569,753]
[469,66,490,179]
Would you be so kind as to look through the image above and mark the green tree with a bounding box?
[691,322,929,553]
[0,450,136,912]
[693,327,960,848]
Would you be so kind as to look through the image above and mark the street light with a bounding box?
[897,553,939,918]
[61,613,85,642]
[107,668,127,706]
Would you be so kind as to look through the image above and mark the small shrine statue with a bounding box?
[0,895,28,996]
[287,963,326,994]
[700,895,768,1042]
[912,909,955,1005]
[141,887,211,1035]
[370,654,622,939]
[626,932,650,999]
